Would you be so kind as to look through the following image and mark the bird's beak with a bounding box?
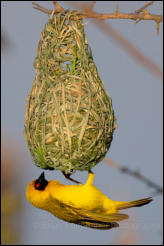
[35,172,48,190]
[38,172,46,183]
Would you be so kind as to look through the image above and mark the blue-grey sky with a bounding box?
[2,1,163,245]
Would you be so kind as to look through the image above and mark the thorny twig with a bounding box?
[104,158,163,197]
[134,1,161,34]
[32,1,163,34]
[32,1,163,80]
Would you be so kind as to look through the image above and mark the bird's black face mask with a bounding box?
[35,172,48,190]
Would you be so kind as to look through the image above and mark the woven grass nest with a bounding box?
[24,11,116,174]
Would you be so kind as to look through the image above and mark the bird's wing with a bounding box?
[74,209,129,230]
[51,197,129,230]
[80,209,129,222]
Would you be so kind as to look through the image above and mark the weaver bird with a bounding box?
[26,172,152,230]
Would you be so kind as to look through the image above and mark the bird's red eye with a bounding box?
[35,173,48,190]
[36,183,40,188]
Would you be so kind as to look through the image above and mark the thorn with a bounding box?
[115,3,119,15]
[156,21,160,36]
[136,18,141,23]
[53,1,64,12]
[87,1,96,12]
[135,1,154,14]
[142,9,149,15]
[83,21,89,26]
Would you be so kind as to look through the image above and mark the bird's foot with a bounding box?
[85,170,94,185]
[62,171,81,184]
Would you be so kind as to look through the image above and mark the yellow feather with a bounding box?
[26,172,152,230]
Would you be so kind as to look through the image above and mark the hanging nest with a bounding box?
[24,11,116,174]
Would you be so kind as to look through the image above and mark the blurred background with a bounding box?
[1,1,163,245]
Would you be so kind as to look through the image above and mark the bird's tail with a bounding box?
[116,197,152,210]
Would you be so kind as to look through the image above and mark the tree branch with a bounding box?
[32,1,163,32]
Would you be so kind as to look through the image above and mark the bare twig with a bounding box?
[104,158,163,196]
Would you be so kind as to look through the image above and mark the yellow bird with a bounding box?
[26,172,152,230]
